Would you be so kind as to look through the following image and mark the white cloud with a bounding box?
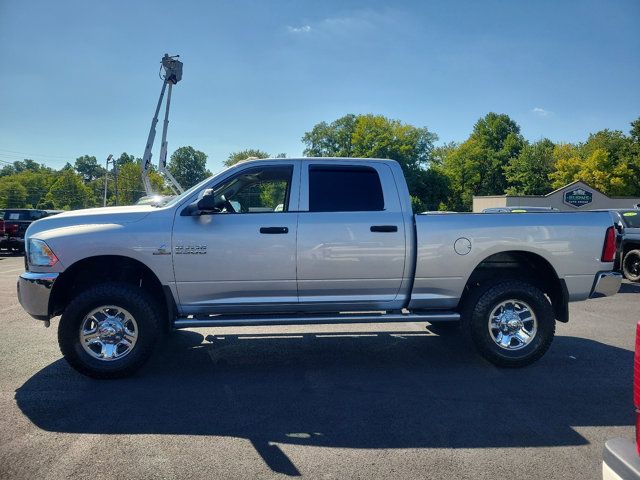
[287,25,312,34]
[286,9,402,37]
[532,107,553,117]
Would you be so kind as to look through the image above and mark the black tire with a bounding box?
[623,250,640,282]
[463,280,555,367]
[58,282,161,379]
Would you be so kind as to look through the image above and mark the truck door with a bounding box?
[296,162,407,311]
[172,161,300,314]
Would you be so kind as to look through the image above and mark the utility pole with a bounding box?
[114,164,119,206]
[103,154,113,207]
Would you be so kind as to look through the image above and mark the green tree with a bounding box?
[0,179,28,208]
[302,114,445,210]
[19,170,55,208]
[115,152,138,167]
[167,146,211,189]
[116,162,165,205]
[438,138,485,211]
[549,144,634,195]
[504,138,555,195]
[630,118,640,144]
[74,155,105,183]
[43,170,95,209]
[302,114,358,157]
[439,113,524,210]
[549,143,582,188]
[225,149,269,167]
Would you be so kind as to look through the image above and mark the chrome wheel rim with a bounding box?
[79,306,138,361]
[488,299,537,351]
[628,255,640,276]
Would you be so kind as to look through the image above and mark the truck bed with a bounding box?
[409,211,615,310]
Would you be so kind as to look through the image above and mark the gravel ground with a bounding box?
[0,252,638,479]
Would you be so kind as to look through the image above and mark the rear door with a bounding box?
[296,161,407,311]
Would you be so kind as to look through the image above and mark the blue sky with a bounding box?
[0,0,638,172]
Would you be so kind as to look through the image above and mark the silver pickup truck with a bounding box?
[17,158,622,378]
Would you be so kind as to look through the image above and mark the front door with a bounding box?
[172,161,300,314]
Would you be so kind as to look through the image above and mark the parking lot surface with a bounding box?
[0,252,637,479]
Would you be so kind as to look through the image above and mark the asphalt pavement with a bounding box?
[0,252,638,479]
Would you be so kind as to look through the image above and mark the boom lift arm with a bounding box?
[140,54,184,196]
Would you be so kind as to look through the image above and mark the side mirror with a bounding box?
[197,194,219,211]
[181,193,228,216]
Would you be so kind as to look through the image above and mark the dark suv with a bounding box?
[0,209,62,254]
[609,209,640,282]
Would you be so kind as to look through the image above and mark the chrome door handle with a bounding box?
[370,225,398,233]
[260,227,289,234]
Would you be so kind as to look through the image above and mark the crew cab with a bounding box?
[17,158,623,378]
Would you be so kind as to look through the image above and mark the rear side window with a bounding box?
[621,210,640,228]
[309,165,384,212]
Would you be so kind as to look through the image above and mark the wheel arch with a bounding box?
[50,255,176,329]
[459,250,569,323]
[623,241,640,256]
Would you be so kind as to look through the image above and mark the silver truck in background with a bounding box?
[17,158,622,378]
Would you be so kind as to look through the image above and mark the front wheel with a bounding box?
[623,250,640,282]
[464,280,555,367]
[58,283,161,378]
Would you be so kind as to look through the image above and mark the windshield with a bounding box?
[160,169,228,208]
[620,210,640,228]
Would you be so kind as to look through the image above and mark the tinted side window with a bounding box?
[309,165,384,212]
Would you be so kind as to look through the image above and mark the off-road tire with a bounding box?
[58,282,161,379]
[463,280,555,367]
[623,249,640,282]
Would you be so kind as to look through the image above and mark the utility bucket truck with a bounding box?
[140,54,184,196]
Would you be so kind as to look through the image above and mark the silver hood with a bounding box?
[26,205,155,238]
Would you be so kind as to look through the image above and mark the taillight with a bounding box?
[0,220,4,235]
[601,226,616,262]
[633,322,640,455]
[6,223,18,236]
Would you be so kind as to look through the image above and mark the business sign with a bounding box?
[564,187,593,208]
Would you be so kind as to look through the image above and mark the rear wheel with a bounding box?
[623,250,640,282]
[58,282,161,379]
[464,280,555,367]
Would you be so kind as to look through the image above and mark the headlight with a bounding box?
[28,239,59,267]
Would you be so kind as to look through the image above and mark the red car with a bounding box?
[603,322,640,479]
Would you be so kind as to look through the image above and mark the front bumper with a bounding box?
[17,271,59,321]
[590,271,623,298]
[603,438,640,480]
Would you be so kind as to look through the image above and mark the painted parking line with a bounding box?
[0,267,25,274]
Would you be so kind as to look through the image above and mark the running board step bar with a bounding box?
[173,311,460,329]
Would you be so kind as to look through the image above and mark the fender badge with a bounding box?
[174,245,207,255]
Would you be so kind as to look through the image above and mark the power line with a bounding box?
[0,148,71,159]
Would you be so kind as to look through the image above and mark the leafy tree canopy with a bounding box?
[225,149,269,167]
[74,155,105,183]
[504,138,556,195]
[167,146,211,189]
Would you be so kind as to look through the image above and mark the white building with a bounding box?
[473,181,640,212]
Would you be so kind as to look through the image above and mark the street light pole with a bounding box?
[103,154,113,207]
